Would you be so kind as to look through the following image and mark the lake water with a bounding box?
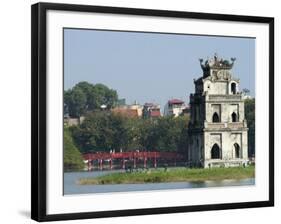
[64,170,255,195]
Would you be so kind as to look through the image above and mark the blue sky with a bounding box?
[64,29,255,109]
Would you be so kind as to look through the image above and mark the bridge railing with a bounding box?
[83,151,183,160]
[83,151,184,171]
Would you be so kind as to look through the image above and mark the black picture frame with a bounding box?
[31,2,274,222]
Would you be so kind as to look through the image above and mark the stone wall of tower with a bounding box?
[203,130,248,168]
[188,132,204,166]
[205,97,245,123]
[204,80,228,95]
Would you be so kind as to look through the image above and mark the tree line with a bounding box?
[69,111,189,153]
[64,82,255,170]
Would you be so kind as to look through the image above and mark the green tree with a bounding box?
[71,112,130,153]
[138,118,159,151]
[64,82,118,117]
[125,117,143,150]
[64,127,84,171]
[244,98,255,157]
[93,83,118,109]
[74,81,97,111]
[69,109,190,154]
[64,87,87,117]
[138,115,190,152]
[157,116,189,152]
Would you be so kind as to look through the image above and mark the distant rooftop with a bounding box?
[150,110,161,117]
[168,99,184,105]
[144,102,160,108]
[112,108,138,118]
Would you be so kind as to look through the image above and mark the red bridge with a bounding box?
[83,151,183,171]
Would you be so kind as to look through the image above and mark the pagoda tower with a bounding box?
[188,54,249,168]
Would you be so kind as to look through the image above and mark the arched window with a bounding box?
[234,143,241,158]
[231,83,237,94]
[232,112,238,122]
[212,112,220,123]
[211,144,221,159]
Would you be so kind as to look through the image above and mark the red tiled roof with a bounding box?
[112,108,138,118]
[168,99,184,105]
[150,110,161,117]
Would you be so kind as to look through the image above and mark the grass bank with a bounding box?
[79,166,255,185]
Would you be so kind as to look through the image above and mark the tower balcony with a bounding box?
[206,94,242,102]
[204,120,247,130]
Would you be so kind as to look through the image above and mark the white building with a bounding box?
[188,54,249,168]
[143,103,161,118]
[164,99,185,117]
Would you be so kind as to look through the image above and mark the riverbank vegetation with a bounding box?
[79,166,255,185]
[64,128,84,171]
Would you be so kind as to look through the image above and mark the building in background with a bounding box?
[112,100,143,118]
[164,99,186,117]
[64,115,85,126]
[181,105,191,116]
[188,54,248,168]
[142,103,161,118]
[129,101,143,117]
